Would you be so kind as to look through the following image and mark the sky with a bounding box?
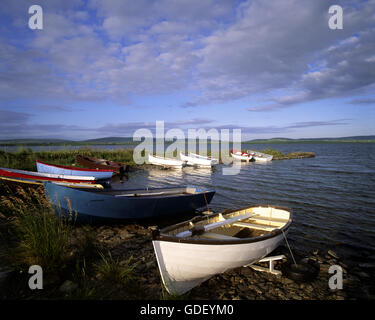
[0,0,374,141]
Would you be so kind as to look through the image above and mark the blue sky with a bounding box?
[0,0,374,140]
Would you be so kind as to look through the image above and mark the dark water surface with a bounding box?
[116,143,375,264]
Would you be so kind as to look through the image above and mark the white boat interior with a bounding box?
[247,150,273,161]
[162,206,291,241]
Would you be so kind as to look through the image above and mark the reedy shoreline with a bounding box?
[0,147,314,171]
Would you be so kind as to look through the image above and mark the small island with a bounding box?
[258,149,315,160]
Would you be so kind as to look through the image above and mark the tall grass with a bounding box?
[95,251,138,285]
[0,184,73,272]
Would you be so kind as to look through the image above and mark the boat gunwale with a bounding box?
[189,152,218,162]
[44,182,215,199]
[36,159,113,172]
[180,152,214,166]
[0,167,96,183]
[152,204,292,245]
[0,176,104,188]
[149,154,185,164]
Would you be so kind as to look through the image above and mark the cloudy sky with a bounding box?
[0,0,374,140]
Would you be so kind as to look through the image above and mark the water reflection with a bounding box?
[147,168,184,179]
[182,166,213,177]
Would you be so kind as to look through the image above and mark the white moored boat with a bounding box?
[179,152,218,168]
[152,205,292,295]
[230,149,253,162]
[247,150,273,162]
[148,154,185,169]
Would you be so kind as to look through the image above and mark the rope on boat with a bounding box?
[282,229,297,266]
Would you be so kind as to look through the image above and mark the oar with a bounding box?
[176,212,253,238]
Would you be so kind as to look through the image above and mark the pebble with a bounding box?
[118,230,134,240]
[328,250,339,259]
[59,280,78,293]
[4,214,372,300]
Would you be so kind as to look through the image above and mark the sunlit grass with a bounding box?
[0,147,135,171]
[0,185,73,271]
[95,251,138,285]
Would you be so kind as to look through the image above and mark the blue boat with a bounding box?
[43,182,215,223]
[36,160,113,180]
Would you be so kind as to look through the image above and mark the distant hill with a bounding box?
[243,135,375,143]
[0,138,73,145]
[0,135,374,146]
[81,137,135,144]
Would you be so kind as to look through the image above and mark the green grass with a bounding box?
[95,251,138,285]
[252,148,315,160]
[0,147,135,171]
[160,285,190,300]
[0,185,73,272]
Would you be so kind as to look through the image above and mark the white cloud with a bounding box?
[0,0,374,111]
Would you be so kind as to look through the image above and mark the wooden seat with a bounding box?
[232,222,277,232]
[201,232,240,240]
[248,216,289,223]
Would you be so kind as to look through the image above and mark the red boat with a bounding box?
[230,149,253,162]
[0,167,97,184]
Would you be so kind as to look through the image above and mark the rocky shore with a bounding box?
[1,219,374,300]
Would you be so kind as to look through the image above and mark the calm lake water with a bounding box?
[1,143,375,265]
[116,143,375,264]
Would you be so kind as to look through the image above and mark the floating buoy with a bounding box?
[281,258,320,282]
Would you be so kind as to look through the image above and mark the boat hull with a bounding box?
[43,182,215,223]
[148,155,185,168]
[36,160,113,180]
[180,153,213,167]
[230,152,252,162]
[0,167,96,184]
[247,150,273,162]
[253,156,273,162]
[153,231,286,295]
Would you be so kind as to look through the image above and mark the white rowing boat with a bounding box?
[230,149,253,162]
[247,150,273,162]
[179,152,218,167]
[189,152,219,164]
[152,205,292,295]
[148,154,185,169]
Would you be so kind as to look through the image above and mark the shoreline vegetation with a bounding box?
[0,148,314,171]
[0,135,374,147]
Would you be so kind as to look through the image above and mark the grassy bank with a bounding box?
[257,149,315,160]
[0,147,315,172]
[0,148,135,171]
[0,182,141,299]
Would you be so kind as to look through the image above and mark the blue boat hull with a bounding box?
[43,182,215,223]
[36,161,113,180]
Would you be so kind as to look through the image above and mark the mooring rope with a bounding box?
[282,229,297,266]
